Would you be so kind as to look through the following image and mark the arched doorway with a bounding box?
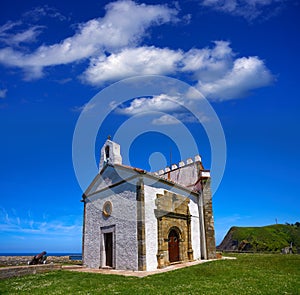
[156,191,193,269]
[168,229,180,263]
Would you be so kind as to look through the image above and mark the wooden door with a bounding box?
[104,232,113,267]
[168,230,179,263]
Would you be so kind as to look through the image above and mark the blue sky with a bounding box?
[0,0,299,253]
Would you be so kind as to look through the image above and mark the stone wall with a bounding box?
[155,157,204,189]
[189,194,201,260]
[155,190,193,269]
[83,182,138,270]
[0,256,78,267]
[0,264,61,279]
[144,185,202,271]
[154,155,216,260]
[144,185,163,271]
[99,139,122,171]
[136,178,146,271]
[202,178,216,259]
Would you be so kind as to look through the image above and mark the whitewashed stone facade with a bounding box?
[82,139,216,271]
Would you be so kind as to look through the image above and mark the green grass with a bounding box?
[227,224,300,252]
[0,254,299,294]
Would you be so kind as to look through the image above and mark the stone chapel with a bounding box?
[82,138,216,271]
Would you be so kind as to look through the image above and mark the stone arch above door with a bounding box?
[155,191,194,269]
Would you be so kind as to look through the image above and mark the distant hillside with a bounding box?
[217,224,300,253]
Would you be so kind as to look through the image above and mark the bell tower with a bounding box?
[99,136,122,171]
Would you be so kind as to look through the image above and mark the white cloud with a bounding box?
[197,56,274,100]
[152,114,180,125]
[0,1,274,102]
[83,41,235,86]
[86,41,273,101]
[117,94,181,115]
[83,46,183,85]
[22,5,67,22]
[71,102,96,113]
[185,87,205,100]
[0,21,44,46]
[181,41,234,83]
[200,0,286,21]
[0,21,19,36]
[0,0,178,79]
[116,93,207,125]
[9,26,43,45]
[152,113,198,125]
[0,88,7,98]
[91,0,178,49]
[0,207,82,237]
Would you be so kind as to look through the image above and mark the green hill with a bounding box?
[217,224,300,253]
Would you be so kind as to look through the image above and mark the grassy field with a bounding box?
[0,254,299,294]
[227,224,300,252]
